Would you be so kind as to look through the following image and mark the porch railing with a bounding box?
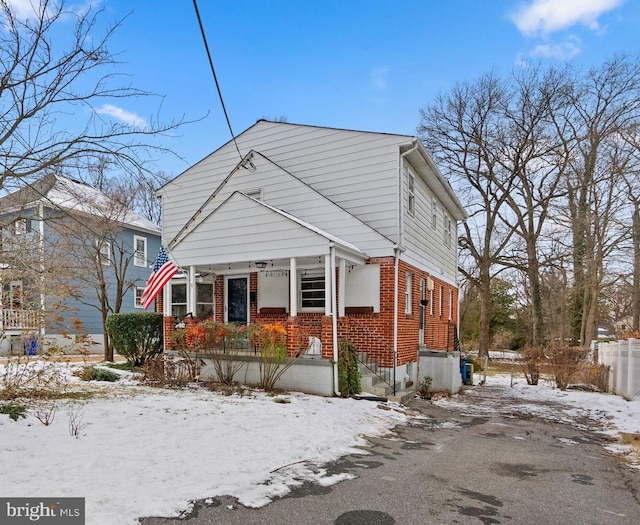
[0,309,40,331]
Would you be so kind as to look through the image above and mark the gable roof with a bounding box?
[167,148,395,253]
[170,191,367,267]
[0,174,161,234]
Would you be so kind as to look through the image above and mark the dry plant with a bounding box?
[140,352,201,388]
[67,402,87,439]
[520,346,546,385]
[33,400,58,426]
[547,346,590,390]
[0,355,68,400]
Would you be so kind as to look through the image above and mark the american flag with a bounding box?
[140,246,179,310]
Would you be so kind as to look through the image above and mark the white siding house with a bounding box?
[158,120,466,396]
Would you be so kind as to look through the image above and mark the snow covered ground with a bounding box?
[1,358,639,525]
[0,359,407,525]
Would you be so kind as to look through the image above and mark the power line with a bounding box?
[192,0,243,161]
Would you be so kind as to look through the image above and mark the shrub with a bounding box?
[0,402,28,421]
[248,322,299,392]
[74,366,120,382]
[106,312,163,367]
[547,347,590,391]
[338,339,361,396]
[520,346,546,385]
[173,321,247,385]
[417,376,433,399]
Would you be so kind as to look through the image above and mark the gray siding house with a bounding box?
[0,174,161,354]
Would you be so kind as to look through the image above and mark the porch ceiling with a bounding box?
[170,192,367,269]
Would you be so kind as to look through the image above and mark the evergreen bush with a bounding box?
[106,312,163,366]
[338,339,361,396]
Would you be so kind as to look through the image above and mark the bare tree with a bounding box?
[419,73,516,357]
[0,0,184,192]
[556,56,640,345]
[45,181,142,361]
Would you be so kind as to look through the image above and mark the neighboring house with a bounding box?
[158,120,467,396]
[0,174,161,354]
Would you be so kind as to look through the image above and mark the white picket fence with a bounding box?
[598,339,640,400]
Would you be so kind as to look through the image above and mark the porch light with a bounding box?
[255,261,268,269]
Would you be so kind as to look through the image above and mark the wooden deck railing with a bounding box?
[0,309,40,331]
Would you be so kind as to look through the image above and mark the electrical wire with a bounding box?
[192,0,243,161]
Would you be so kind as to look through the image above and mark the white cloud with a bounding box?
[370,66,390,91]
[96,104,148,128]
[510,0,624,37]
[530,38,582,59]
[6,0,42,20]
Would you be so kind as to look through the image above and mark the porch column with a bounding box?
[289,257,297,317]
[188,265,196,317]
[338,258,346,317]
[324,254,332,316]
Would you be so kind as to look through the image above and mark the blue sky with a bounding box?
[13,0,640,177]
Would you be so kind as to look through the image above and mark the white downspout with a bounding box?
[393,244,400,395]
[188,265,196,316]
[392,141,417,394]
[398,140,419,245]
[330,244,340,396]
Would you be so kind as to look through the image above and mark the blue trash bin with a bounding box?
[25,337,38,356]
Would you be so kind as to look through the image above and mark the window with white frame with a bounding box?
[407,172,415,217]
[431,198,437,229]
[444,213,453,248]
[134,287,145,308]
[133,235,147,267]
[171,282,187,321]
[300,273,325,310]
[98,240,111,265]
[196,283,214,320]
[429,288,434,315]
[14,218,30,235]
[439,286,443,316]
[405,273,413,314]
[448,289,453,320]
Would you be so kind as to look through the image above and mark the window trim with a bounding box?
[407,172,416,217]
[134,287,145,308]
[431,197,437,229]
[98,240,111,265]
[405,272,413,315]
[133,235,147,267]
[300,272,325,312]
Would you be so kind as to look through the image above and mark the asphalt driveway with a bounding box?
[140,388,640,525]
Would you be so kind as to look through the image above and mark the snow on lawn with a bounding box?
[0,360,407,525]
[434,373,640,466]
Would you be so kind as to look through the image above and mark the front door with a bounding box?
[225,276,249,324]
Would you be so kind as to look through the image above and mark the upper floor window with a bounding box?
[134,236,147,267]
[98,240,111,265]
[407,172,415,217]
[14,218,31,235]
[301,273,325,311]
[444,213,453,248]
[431,198,437,229]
